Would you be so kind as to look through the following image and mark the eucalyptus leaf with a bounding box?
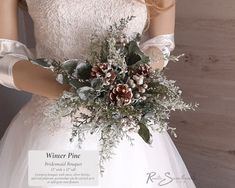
[77,86,96,101]
[73,61,92,80]
[138,123,152,144]
[91,78,103,90]
[61,59,79,74]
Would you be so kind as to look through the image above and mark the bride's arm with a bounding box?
[148,0,175,37]
[0,0,70,99]
[141,0,176,70]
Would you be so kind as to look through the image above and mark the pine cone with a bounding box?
[91,63,116,85]
[104,71,116,85]
[109,84,133,106]
[91,63,109,77]
[136,64,152,76]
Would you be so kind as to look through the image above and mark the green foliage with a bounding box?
[100,40,109,62]
[138,123,152,144]
[61,59,78,75]
[73,61,92,80]
[125,40,150,66]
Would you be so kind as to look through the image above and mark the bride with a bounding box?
[0,0,196,187]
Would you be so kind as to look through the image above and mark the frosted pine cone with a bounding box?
[104,71,116,85]
[91,63,116,85]
[109,84,133,106]
[91,63,109,77]
[136,64,152,76]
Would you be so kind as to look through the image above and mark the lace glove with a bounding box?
[139,33,175,67]
[0,38,34,90]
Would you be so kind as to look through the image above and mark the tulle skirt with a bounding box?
[0,94,196,188]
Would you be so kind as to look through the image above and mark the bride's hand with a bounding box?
[141,46,165,71]
[13,59,71,100]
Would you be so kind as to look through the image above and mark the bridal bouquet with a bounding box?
[30,16,197,175]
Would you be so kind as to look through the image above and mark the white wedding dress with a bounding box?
[0,0,196,187]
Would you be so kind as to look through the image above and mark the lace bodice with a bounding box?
[26,0,148,61]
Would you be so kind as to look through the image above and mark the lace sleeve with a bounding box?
[0,38,34,90]
[139,33,175,67]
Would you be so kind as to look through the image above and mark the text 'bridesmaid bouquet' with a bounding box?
[30,16,198,175]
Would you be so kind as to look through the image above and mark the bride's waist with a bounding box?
[29,94,57,108]
[24,94,59,122]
